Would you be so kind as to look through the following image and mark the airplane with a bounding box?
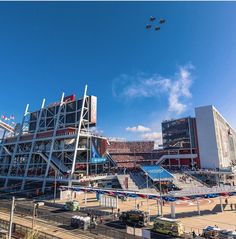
[155,26,161,31]
[146,24,152,29]
[149,16,156,21]
[159,19,166,24]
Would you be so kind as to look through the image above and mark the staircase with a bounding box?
[129,172,158,194]
[117,174,139,191]
[37,152,69,174]
[172,172,206,190]
[104,152,117,167]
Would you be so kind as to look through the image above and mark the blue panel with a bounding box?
[90,157,106,164]
[141,166,174,181]
[92,141,101,158]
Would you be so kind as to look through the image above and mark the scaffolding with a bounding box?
[0,85,109,193]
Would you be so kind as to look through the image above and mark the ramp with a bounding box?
[155,153,198,165]
[0,120,14,133]
[37,153,69,173]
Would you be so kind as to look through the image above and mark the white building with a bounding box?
[195,105,236,170]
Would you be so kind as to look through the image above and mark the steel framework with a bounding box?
[0,86,109,193]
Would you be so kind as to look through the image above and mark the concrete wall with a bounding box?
[212,106,236,169]
[195,105,236,169]
[195,105,219,169]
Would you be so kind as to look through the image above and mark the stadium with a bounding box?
[1,86,236,239]
[0,86,236,195]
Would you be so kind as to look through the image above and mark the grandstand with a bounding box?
[107,140,200,170]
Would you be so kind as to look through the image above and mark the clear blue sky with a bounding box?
[0,2,236,142]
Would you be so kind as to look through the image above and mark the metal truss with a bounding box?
[0,85,107,193]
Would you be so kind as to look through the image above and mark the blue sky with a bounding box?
[0,2,236,143]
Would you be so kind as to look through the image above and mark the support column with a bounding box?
[171,202,176,219]
[196,198,200,215]
[116,193,119,210]
[84,191,87,205]
[71,85,88,182]
[157,199,160,216]
[42,93,65,193]
[5,104,29,188]
[22,99,45,190]
[219,196,223,212]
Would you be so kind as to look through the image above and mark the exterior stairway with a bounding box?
[116,174,139,191]
[172,172,206,190]
[129,172,158,194]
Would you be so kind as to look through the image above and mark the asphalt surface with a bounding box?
[0,199,178,239]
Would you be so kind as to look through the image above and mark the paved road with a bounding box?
[0,199,177,239]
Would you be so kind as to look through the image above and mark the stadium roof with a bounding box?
[141,165,174,181]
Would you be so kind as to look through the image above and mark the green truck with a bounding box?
[64,200,80,211]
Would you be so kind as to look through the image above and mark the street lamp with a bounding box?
[158,170,163,217]
[145,172,149,188]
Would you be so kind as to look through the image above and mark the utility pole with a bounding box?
[8,196,15,239]
[53,170,57,203]
[32,203,36,230]
[159,173,163,217]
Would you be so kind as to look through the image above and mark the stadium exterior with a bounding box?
[0,86,111,193]
[107,106,236,172]
[0,85,235,195]
[195,105,236,170]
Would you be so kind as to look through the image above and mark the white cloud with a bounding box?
[90,127,104,135]
[141,132,162,140]
[112,64,194,115]
[126,125,151,132]
[141,131,163,149]
[108,137,126,141]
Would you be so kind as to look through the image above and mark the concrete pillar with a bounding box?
[116,194,119,210]
[196,198,200,215]
[171,202,176,219]
[84,191,87,205]
[191,158,194,168]
[219,196,223,212]
[157,200,160,216]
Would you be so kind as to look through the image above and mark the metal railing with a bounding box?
[0,219,62,239]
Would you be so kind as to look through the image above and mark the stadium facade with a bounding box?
[108,106,236,171]
[0,85,235,194]
[195,105,236,170]
[0,86,111,193]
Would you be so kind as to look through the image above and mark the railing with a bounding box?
[0,219,62,239]
[184,171,210,188]
[90,225,142,239]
